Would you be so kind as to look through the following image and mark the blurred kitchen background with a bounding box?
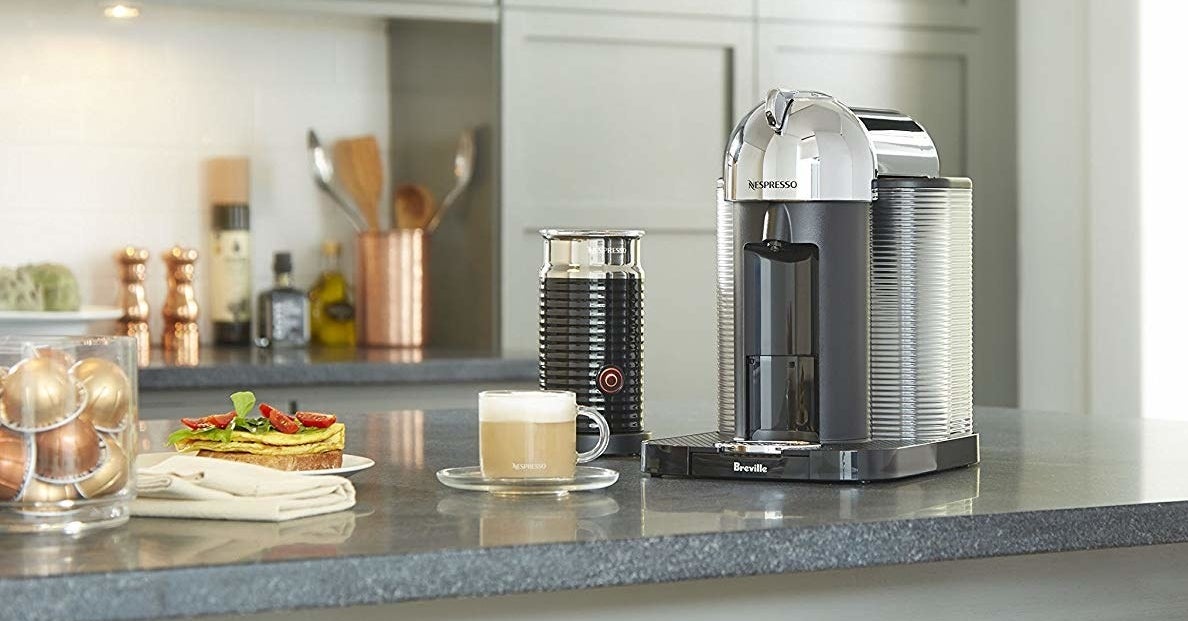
[0,0,1177,426]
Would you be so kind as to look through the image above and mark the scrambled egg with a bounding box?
[178,423,345,456]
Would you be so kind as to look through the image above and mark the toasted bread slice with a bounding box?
[196,449,343,471]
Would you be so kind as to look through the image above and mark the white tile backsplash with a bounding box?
[0,0,390,342]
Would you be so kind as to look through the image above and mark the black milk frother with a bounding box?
[538,229,649,456]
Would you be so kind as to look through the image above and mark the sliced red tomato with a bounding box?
[180,411,236,430]
[206,412,236,427]
[295,411,336,428]
[259,402,301,434]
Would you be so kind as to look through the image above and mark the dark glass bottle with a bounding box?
[211,203,252,345]
[255,252,309,348]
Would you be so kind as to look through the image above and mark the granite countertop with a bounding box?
[138,346,536,390]
[4,406,1188,621]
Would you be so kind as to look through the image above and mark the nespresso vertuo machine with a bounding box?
[643,89,979,482]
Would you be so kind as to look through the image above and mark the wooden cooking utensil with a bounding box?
[332,136,383,231]
[393,184,436,230]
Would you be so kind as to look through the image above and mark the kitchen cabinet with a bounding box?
[500,7,754,417]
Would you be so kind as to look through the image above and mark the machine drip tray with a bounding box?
[642,433,979,482]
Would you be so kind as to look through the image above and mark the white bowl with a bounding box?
[0,306,123,336]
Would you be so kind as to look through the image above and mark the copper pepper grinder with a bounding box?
[162,246,200,366]
[116,246,151,367]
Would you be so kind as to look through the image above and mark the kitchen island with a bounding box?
[2,407,1188,621]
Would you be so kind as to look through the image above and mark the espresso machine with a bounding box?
[643,89,979,481]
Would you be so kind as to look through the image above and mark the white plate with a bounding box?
[0,306,122,336]
[137,452,375,478]
[305,454,374,477]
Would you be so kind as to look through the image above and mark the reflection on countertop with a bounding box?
[638,466,980,537]
[437,494,621,547]
[137,345,535,390]
[5,406,1188,621]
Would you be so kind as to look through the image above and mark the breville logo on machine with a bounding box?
[747,179,797,190]
[733,461,768,474]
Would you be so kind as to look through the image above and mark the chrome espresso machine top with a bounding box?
[642,89,979,482]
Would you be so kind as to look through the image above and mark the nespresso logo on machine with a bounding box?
[733,461,768,473]
[747,179,797,191]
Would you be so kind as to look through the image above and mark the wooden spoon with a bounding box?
[393,184,436,230]
[332,136,382,231]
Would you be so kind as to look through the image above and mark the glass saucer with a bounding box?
[435,466,619,496]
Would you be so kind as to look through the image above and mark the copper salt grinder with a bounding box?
[162,246,200,365]
[116,246,151,367]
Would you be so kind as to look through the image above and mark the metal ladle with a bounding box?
[427,129,476,233]
[307,129,368,233]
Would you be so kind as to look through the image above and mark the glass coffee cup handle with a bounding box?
[576,405,611,463]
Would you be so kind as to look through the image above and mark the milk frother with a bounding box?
[539,230,649,455]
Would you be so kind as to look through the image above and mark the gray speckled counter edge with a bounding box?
[139,358,537,390]
[6,502,1188,621]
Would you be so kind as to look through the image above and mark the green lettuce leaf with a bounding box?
[228,391,274,434]
[237,416,274,434]
[229,391,256,418]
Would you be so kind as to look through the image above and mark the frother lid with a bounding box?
[540,229,644,240]
[540,229,643,271]
[722,89,939,202]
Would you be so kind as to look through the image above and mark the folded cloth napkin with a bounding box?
[132,455,356,522]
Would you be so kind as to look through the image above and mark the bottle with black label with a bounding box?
[206,158,252,345]
[309,240,356,347]
[255,252,309,348]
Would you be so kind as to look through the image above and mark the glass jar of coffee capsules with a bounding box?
[0,336,137,533]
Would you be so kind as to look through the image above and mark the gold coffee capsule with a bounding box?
[20,478,79,504]
[34,418,101,482]
[0,357,83,431]
[0,426,32,501]
[71,358,131,432]
[75,434,129,499]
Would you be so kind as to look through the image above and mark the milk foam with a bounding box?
[479,390,575,423]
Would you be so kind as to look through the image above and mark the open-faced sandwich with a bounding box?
[168,391,345,471]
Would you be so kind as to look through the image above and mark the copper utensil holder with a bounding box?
[356,230,427,347]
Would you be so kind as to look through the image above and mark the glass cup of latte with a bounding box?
[479,390,610,479]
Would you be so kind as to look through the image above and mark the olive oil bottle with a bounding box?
[309,240,356,347]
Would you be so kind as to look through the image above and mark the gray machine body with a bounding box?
[732,200,869,444]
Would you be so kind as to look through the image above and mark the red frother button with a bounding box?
[598,366,624,394]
